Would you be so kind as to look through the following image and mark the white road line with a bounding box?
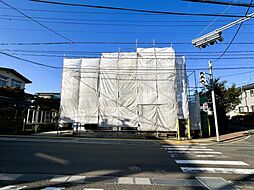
[0,186,27,190]
[176,160,249,165]
[66,175,86,182]
[0,186,17,190]
[83,189,104,190]
[194,155,217,158]
[118,177,134,184]
[162,145,207,148]
[134,177,151,185]
[167,151,223,154]
[50,175,70,182]
[41,188,65,190]
[181,167,254,174]
[14,187,27,190]
[165,148,214,151]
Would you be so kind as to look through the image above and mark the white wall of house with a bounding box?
[0,70,26,89]
[228,88,254,118]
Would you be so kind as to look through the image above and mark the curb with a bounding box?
[160,131,250,145]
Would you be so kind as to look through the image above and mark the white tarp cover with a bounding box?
[60,47,188,132]
[137,47,177,131]
[59,58,81,123]
[78,58,100,124]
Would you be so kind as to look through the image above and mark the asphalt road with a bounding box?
[0,138,180,176]
[0,136,253,189]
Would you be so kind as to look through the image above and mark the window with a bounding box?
[242,92,247,98]
[0,75,8,87]
[250,90,254,97]
[11,79,21,89]
[239,106,244,113]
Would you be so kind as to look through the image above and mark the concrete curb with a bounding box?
[0,129,252,145]
[160,130,250,145]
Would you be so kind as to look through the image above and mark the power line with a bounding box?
[8,52,254,60]
[213,0,254,62]
[1,26,253,36]
[0,0,73,43]
[0,14,240,23]
[3,41,254,46]
[196,0,239,37]
[30,0,245,18]
[183,0,254,8]
[0,6,246,17]
[4,17,254,27]
[6,49,254,55]
[220,70,254,77]
[3,48,254,71]
[6,50,254,60]
[0,51,60,69]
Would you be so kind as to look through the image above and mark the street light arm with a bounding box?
[192,12,254,47]
[217,12,254,32]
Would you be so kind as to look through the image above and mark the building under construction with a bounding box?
[59,47,200,135]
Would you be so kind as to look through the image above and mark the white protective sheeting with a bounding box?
[117,52,138,128]
[137,47,177,131]
[60,47,187,132]
[59,58,81,124]
[176,57,189,119]
[99,53,119,127]
[78,58,100,124]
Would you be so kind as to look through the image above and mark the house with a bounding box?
[35,92,60,100]
[23,92,60,131]
[228,83,254,117]
[0,67,32,134]
[237,83,254,113]
[0,67,31,89]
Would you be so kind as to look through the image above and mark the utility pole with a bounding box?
[209,61,220,142]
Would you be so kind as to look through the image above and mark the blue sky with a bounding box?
[1,0,254,93]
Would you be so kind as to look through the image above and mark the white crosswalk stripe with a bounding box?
[162,144,253,175]
[181,167,254,174]
[162,145,207,148]
[167,151,223,154]
[175,160,249,166]
[164,148,214,151]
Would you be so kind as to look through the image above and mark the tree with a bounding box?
[201,78,241,134]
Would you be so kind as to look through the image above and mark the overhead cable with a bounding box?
[214,0,254,62]
[1,41,254,46]
[0,0,73,43]
[183,0,254,8]
[30,0,245,18]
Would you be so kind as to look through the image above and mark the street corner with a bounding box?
[159,138,214,146]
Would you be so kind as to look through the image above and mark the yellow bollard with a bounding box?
[177,119,181,140]
[187,118,191,140]
[208,116,211,137]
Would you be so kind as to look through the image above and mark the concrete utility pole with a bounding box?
[209,61,220,142]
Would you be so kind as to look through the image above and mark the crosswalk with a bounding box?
[162,145,254,175]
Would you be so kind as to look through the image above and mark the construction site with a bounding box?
[59,47,201,138]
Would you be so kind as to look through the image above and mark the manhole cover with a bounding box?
[128,165,141,171]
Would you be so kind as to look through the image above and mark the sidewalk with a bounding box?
[161,130,250,145]
[1,129,251,145]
